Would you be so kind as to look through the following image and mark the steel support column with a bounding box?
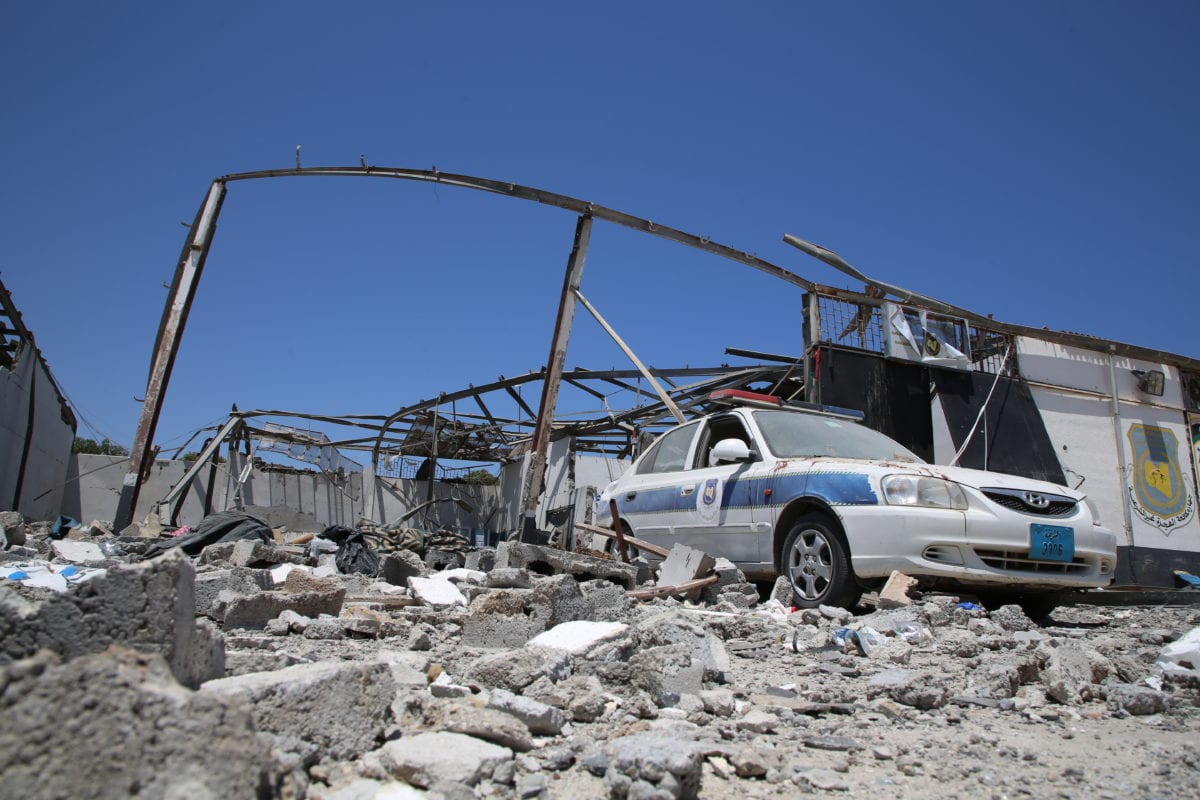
[521,214,592,539]
[114,180,227,531]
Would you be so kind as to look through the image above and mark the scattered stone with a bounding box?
[488,688,567,735]
[435,700,535,751]
[866,669,950,709]
[465,646,572,692]
[304,617,346,639]
[202,659,396,759]
[878,570,919,609]
[1042,643,1113,704]
[221,585,346,630]
[699,688,735,717]
[1106,683,1168,716]
[803,735,861,752]
[376,731,513,788]
[463,589,539,648]
[0,648,272,798]
[496,541,638,589]
[0,550,224,687]
[488,567,533,589]
[736,709,778,733]
[605,733,702,800]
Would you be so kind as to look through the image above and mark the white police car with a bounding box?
[596,390,1118,610]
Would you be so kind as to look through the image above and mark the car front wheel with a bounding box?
[782,514,860,609]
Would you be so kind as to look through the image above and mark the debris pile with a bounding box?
[2,510,1199,799]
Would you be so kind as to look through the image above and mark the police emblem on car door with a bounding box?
[669,414,762,561]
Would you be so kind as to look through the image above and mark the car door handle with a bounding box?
[625,491,637,501]
[680,486,694,496]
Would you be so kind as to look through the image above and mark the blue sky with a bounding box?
[2,2,1197,453]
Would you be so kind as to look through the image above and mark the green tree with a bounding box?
[72,437,130,456]
[460,469,499,485]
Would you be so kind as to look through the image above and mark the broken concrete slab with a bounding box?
[0,648,273,798]
[529,573,593,628]
[50,539,107,564]
[487,687,567,736]
[487,566,533,589]
[605,732,702,800]
[375,731,513,788]
[432,699,534,751]
[319,778,428,800]
[465,646,572,692]
[1042,642,1113,704]
[496,540,638,589]
[220,585,346,630]
[878,570,919,609]
[528,620,629,655]
[463,589,541,648]
[656,543,715,594]
[203,659,396,759]
[193,566,272,617]
[0,550,224,687]
[380,550,426,586]
[409,575,467,608]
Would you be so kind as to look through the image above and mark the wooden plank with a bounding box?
[574,522,671,558]
[628,574,718,601]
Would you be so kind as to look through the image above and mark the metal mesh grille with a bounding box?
[982,491,1076,517]
[376,455,494,481]
[817,296,884,353]
[814,292,1015,376]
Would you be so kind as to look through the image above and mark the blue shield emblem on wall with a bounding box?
[1127,424,1194,530]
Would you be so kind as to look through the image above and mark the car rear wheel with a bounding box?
[782,513,859,609]
[600,521,641,562]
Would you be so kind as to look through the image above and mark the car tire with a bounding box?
[781,513,860,609]
[601,522,641,562]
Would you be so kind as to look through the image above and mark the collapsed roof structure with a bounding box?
[105,165,1200,587]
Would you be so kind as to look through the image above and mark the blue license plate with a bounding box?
[1030,524,1074,562]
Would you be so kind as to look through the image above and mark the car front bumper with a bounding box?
[837,505,1118,590]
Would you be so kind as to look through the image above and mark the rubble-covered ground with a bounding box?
[2,512,1200,800]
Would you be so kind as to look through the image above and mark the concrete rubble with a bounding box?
[1,509,1199,798]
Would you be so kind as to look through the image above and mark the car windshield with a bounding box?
[752,410,923,462]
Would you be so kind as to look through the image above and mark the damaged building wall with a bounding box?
[807,289,1200,587]
[0,342,75,520]
[1014,336,1200,586]
[67,452,506,536]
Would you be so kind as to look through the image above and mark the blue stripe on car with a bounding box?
[619,470,877,515]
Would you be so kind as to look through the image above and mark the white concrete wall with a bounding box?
[1016,337,1200,555]
[0,347,75,520]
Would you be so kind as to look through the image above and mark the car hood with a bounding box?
[810,459,1083,501]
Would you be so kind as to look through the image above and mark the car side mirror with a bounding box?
[710,438,754,466]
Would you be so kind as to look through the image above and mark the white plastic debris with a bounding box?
[2,560,107,592]
[1155,625,1200,679]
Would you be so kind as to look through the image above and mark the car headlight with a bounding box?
[882,475,968,510]
[1084,496,1101,526]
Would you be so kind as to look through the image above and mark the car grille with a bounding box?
[975,548,1091,574]
[981,487,1077,517]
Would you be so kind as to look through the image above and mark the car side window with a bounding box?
[636,423,698,475]
[695,414,754,468]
